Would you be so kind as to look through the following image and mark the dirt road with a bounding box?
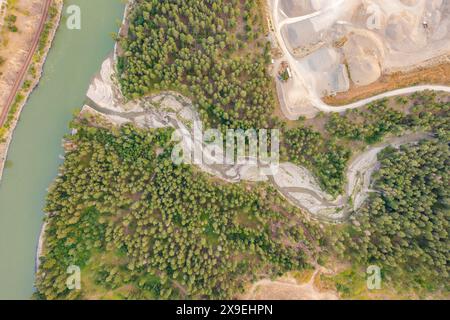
[0,0,52,127]
[84,58,433,224]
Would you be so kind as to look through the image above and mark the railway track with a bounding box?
[0,0,52,127]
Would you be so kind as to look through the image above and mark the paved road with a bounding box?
[278,0,344,29]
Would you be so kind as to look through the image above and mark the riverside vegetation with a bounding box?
[35,0,449,299]
[35,121,323,299]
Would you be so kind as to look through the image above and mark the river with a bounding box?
[0,0,125,299]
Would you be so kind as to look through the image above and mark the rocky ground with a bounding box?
[270,0,450,119]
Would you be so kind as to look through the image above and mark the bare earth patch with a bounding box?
[241,269,339,300]
[0,0,61,183]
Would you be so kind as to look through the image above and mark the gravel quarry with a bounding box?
[270,0,450,119]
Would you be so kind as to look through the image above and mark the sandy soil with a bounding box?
[76,0,444,224]
[42,2,447,299]
[269,0,450,120]
[324,59,450,105]
[241,269,339,300]
[0,1,7,28]
[0,0,62,182]
[0,0,46,113]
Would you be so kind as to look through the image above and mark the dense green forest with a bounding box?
[332,141,449,292]
[283,93,449,195]
[35,121,323,299]
[117,0,449,197]
[282,127,350,197]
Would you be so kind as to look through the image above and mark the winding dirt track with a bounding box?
[0,0,52,127]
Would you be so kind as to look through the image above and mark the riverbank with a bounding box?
[113,0,134,61]
[323,58,450,106]
[83,54,433,224]
[0,0,63,183]
[268,0,450,120]
[0,0,125,299]
[35,220,47,272]
[0,0,6,28]
[35,0,131,278]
